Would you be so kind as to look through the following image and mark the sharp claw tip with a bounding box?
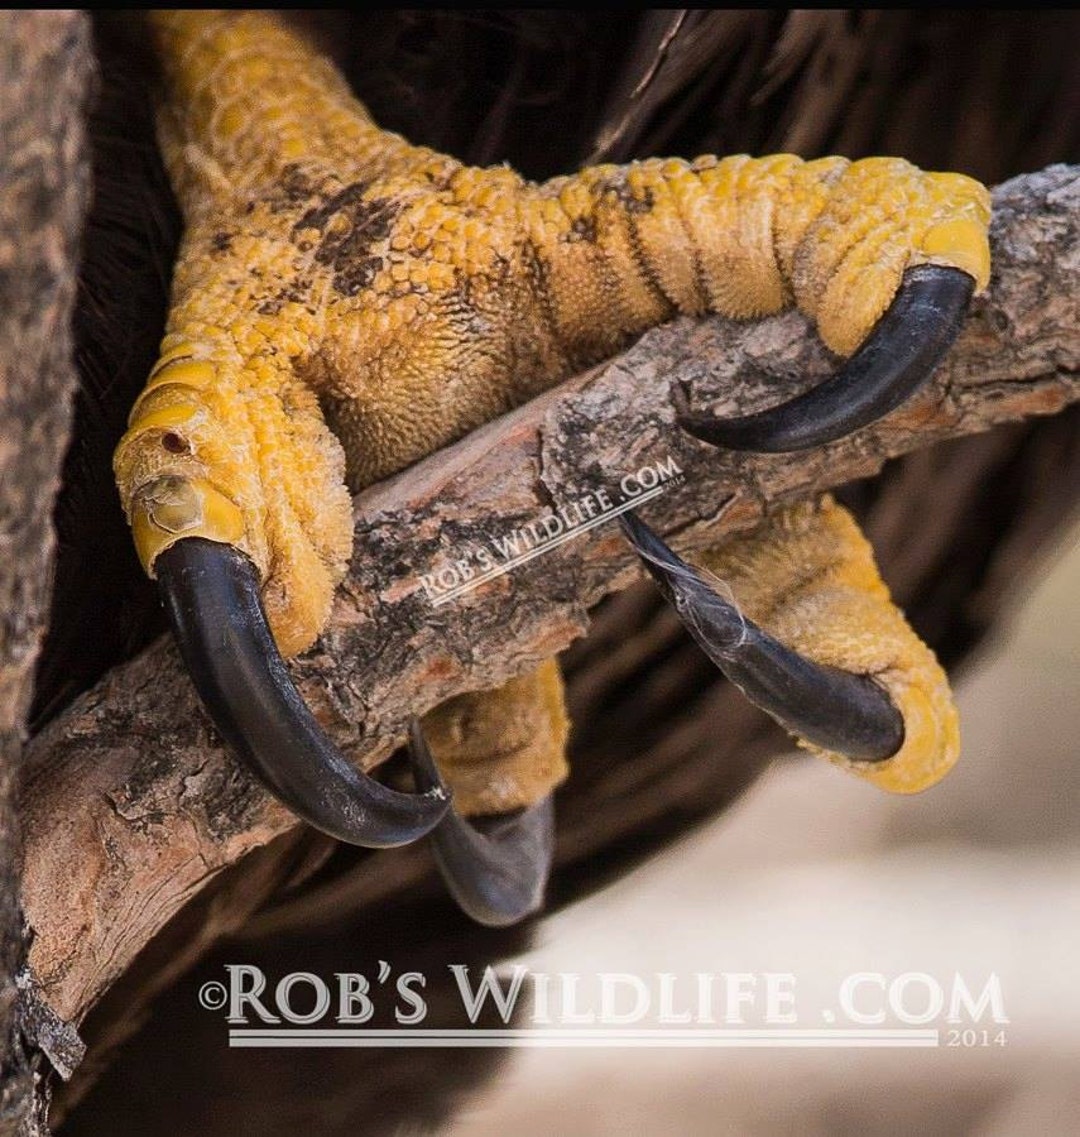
[156,538,453,848]
[670,264,975,453]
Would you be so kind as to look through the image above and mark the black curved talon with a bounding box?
[618,512,904,761]
[674,265,975,452]
[156,538,450,848]
[408,719,555,928]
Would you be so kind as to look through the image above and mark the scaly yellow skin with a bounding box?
[114,10,989,805]
[697,497,958,793]
[423,659,570,815]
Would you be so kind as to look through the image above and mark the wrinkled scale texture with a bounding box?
[112,10,988,805]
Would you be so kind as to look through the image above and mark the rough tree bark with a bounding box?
[0,12,92,1134]
[18,165,1080,1046]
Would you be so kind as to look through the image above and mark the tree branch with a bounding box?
[20,164,1080,1027]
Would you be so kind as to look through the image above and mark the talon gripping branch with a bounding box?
[113,11,990,925]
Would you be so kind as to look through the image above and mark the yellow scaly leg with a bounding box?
[697,497,957,794]
[110,11,990,916]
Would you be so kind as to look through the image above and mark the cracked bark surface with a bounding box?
[0,12,92,1133]
[19,164,1080,1036]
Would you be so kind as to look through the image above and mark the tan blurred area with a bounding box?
[451,519,1080,1137]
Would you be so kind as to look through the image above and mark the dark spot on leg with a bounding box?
[332,255,384,297]
[603,174,655,215]
[570,214,597,242]
[291,181,407,297]
[266,163,319,213]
